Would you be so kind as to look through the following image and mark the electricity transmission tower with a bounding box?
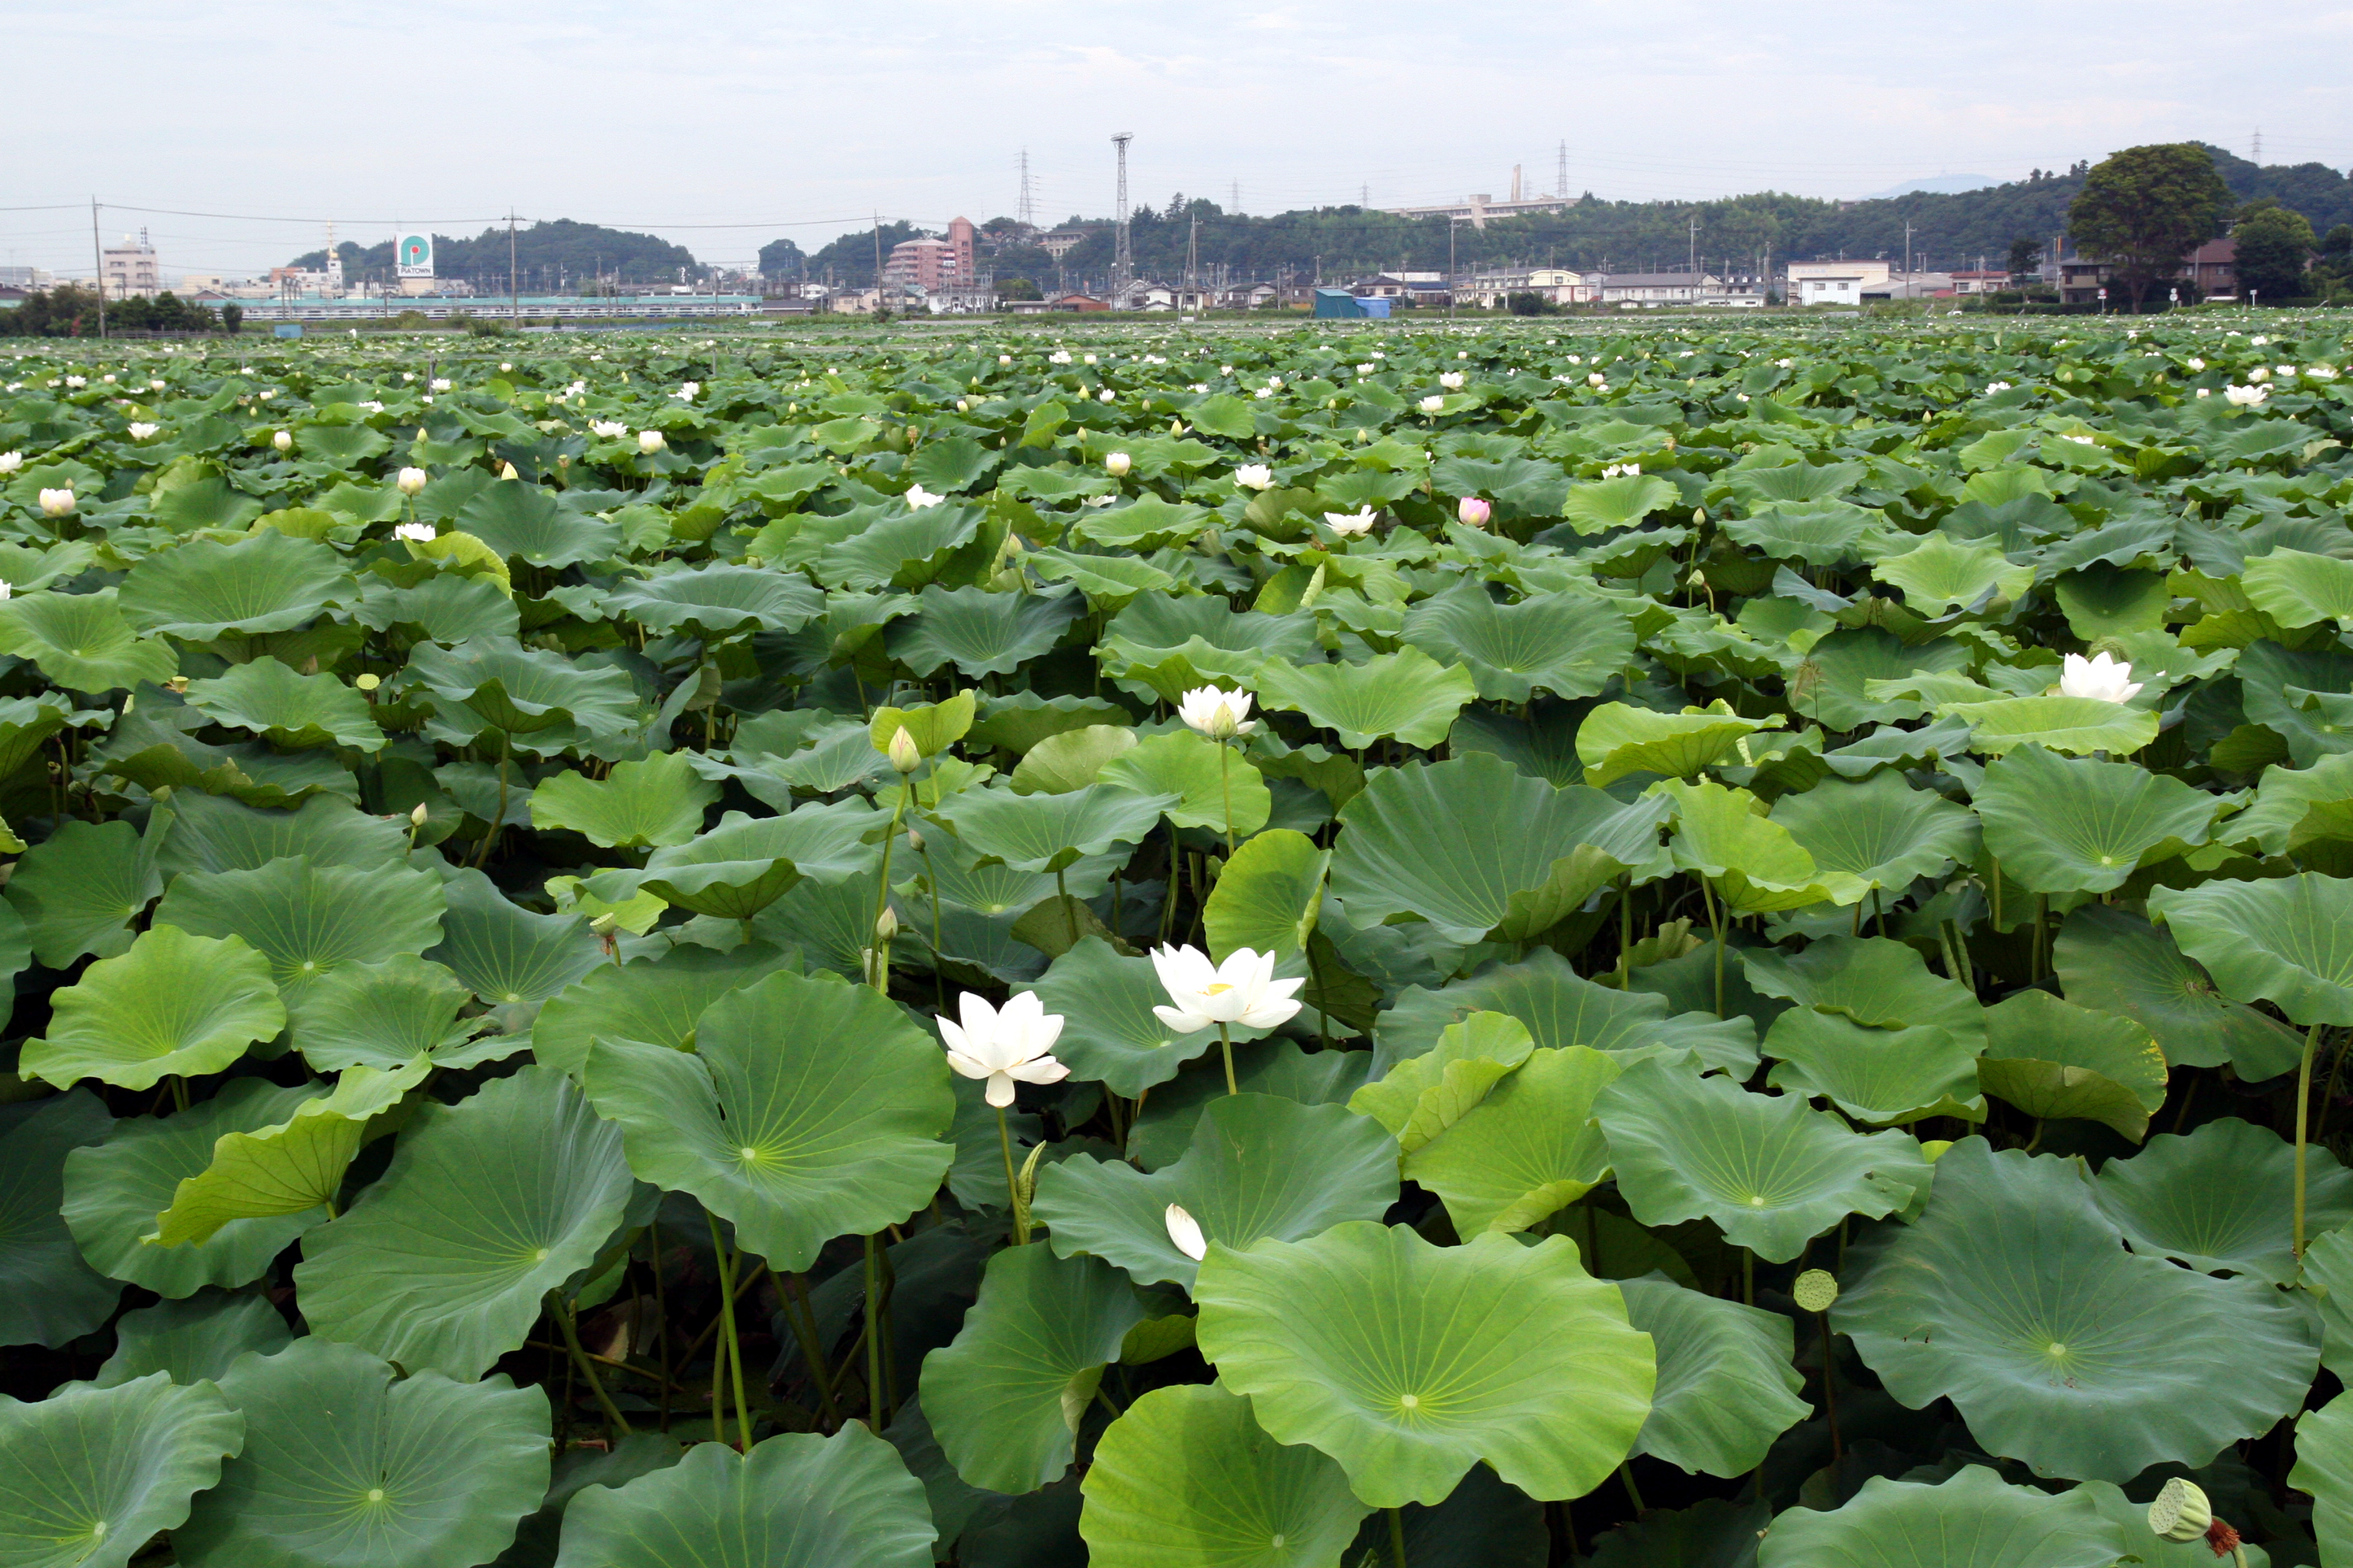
[1111,132,1134,301]
[1018,150,1036,229]
[1557,140,1568,197]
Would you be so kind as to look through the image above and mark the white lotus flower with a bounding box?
[1083,354,1098,366]
[2187,357,2206,371]
[1984,380,2013,394]
[676,381,700,400]
[1104,451,1132,477]
[395,520,437,542]
[126,423,159,441]
[1233,463,1272,491]
[63,376,86,389]
[149,379,166,392]
[1355,362,1377,376]
[38,488,75,518]
[2251,335,2269,346]
[2225,384,2269,407]
[0,452,21,474]
[101,375,115,385]
[2309,365,2339,380]
[998,354,1012,365]
[1419,395,1445,413]
[1588,372,1607,388]
[272,430,292,453]
[1178,685,1255,741]
[1254,387,1273,400]
[589,419,628,439]
[1049,350,1072,365]
[1439,371,1466,390]
[2056,651,2143,704]
[637,428,667,454]
[904,484,945,509]
[1150,945,1304,1035]
[938,990,1068,1108]
[1165,1203,1207,1262]
[396,467,428,496]
[430,377,453,393]
[1323,508,1377,537]
[1097,389,1116,403]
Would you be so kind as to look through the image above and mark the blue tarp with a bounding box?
[1312,289,1364,319]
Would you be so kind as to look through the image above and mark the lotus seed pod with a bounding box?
[887,727,923,774]
[354,672,381,692]
[2148,1477,2212,1544]
[1792,1270,1838,1313]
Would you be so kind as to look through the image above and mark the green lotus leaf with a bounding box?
[1942,695,2159,756]
[150,1058,429,1248]
[426,867,603,1006]
[1620,1275,1807,1478]
[0,690,70,782]
[2094,1116,2353,1284]
[153,790,409,879]
[1977,745,2221,893]
[1870,532,2033,610]
[1791,628,1972,732]
[1073,495,1211,549]
[906,432,998,493]
[2295,1388,2353,1568]
[889,585,1085,678]
[285,954,482,1071]
[1373,949,1757,1078]
[555,1424,935,1568]
[402,636,639,743]
[0,586,177,693]
[21,924,285,1091]
[532,940,802,1076]
[1195,1222,1655,1507]
[1758,1466,2132,1568]
[1575,704,1779,787]
[1721,498,1880,566]
[1200,829,1326,966]
[1768,771,1980,892]
[584,969,953,1270]
[1657,779,1867,914]
[1097,729,1272,837]
[119,528,357,640]
[1583,1497,1769,1568]
[2243,547,2353,628]
[93,1291,291,1388]
[1398,581,1634,703]
[176,1337,549,1568]
[1330,754,1668,944]
[1078,1382,1371,1568]
[2151,871,2353,1027]
[1975,989,2169,1141]
[1403,1045,1620,1234]
[2054,903,2303,1079]
[529,749,715,849]
[294,1065,637,1378]
[1350,1013,1537,1153]
[937,781,1176,874]
[869,688,976,759]
[1020,938,1227,1097]
[1762,1013,1982,1124]
[1559,473,1679,534]
[1255,645,1479,749]
[184,659,382,752]
[1595,1055,1929,1262]
[602,562,824,637]
[626,797,878,919]
[1836,1137,2319,1480]
[2232,753,2353,862]
[153,855,446,1001]
[1743,934,1985,1044]
[4,818,162,968]
[1010,725,1139,793]
[63,1079,328,1296]
[369,571,521,642]
[0,1091,122,1348]
[920,1243,1146,1495]
[1033,1092,1398,1289]
[455,477,621,567]
[0,1374,245,1568]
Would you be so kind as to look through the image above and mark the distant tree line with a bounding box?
[288,220,699,293]
[0,285,238,337]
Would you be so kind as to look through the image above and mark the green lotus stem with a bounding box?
[1387,1506,1409,1568]
[864,1233,889,1428]
[869,791,908,995]
[1304,937,1330,1050]
[1618,1462,1645,1512]
[2032,894,2048,984]
[2299,1023,2323,1258]
[549,1290,633,1439]
[918,840,945,1012]
[1701,876,1725,1018]
[998,1105,1028,1245]
[1990,856,2003,933]
[650,1220,672,1429]
[1056,864,1077,950]
[1614,874,1633,988]
[1219,1022,1237,1096]
[1742,1246,1754,1306]
[1218,741,1234,856]
[474,729,511,870]
[784,1271,840,1426]
[706,1212,750,1449]
[1816,1309,1842,1462]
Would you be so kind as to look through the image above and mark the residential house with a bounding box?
[1050,293,1110,312]
[1219,281,1279,310]
[1785,259,1893,306]
[1861,273,1955,301]
[2056,237,2237,303]
[1594,271,1722,306]
[1351,271,1449,306]
[1457,267,1593,309]
[102,232,162,299]
[1947,269,2009,295]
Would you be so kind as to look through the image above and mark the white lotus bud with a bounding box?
[1165,1203,1207,1261]
[875,906,901,943]
[272,430,292,453]
[1104,451,1132,477]
[410,801,429,827]
[396,467,428,497]
[637,428,667,454]
[39,488,75,518]
[887,727,923,774]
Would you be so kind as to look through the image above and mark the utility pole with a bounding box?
[872,211,885,308]
[89,198,107,337]
[508,211,519,323]
[1688,217,1699,281]
[1111,132,1134,303]
[1903,219,1914,279]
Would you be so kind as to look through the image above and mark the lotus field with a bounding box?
[6,315,2353,1567]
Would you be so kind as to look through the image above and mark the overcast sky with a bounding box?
[7,0,2347,280]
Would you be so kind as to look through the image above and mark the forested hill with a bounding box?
[287,220,698,290]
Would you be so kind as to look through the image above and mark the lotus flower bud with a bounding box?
[907,827,925,852]
[272,430,293,453]
[1165,1203,1207,1262]
[2147,1478,2212,1544]
[887,727,923,775]
[498,461,520,480]
[1791,1270,1838,1313]
[38,488,75,518]
[410,801,429,827]
[637,428,667,455]
[875,906,901,943]
[1457,496,1492,529]
[1104,451,1132,477]
[396,467,428,497]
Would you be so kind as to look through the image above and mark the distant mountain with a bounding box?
[1866,175,1999,199]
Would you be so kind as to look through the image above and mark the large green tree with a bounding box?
[2235,204,2318,300]
[2067,143,2233,307]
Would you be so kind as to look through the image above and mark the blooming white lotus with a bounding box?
[63,376,86,389]
[938,990,1068,1108]
[676,381,700,400]
[1355,363,1377,376]
[2225,384,2268,407]
[637,429,668,454]
[0,452,22,474]
[1097,389,1116,403]
[1104,451,1132,477]
[1150,945,1304,1036]
[2187,357,2206,371]
[394,520,437,543]
[1233,463,1272,491]
[38,489,75,518]
[1419,395,1445,414]
[1439,371,1466,390]
[1985,381,2013,394]
[430,377,452,393]
[1178,685,1255,741]
[590,419,628,439]
[2246,367,2270,384]
[1049,350,1072,365]
[272,430,293,453]
[126,423,159,441]
[904,484,945,509]
[396,467,428,497]
[1164,1203,1207,1262]
[1588,372,1607,388]
[2056,651,2143,705]
[1324,508,1377,537]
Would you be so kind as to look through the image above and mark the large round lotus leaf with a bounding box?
[1945,694,2160,758]
[20,924,286,1092]
[939,782,1178,875]
[425,867,602,1006]
[1757,1465,2132,1568]
[1977,989,2169,1141]
[402,636,639,743]
[583,969,953,1271]
[1401,1046,1620,1236]
[153,856,446,1001]
[1078,1383,1371,1568]
[889,584,1085,678]
[1398,580,1635,703]
[1619,1275,1807,1479]
[63,1078,328,1296]
[1021,937,1239,1097]
[0,1090,122,1348]
[294,1065,637,1379]
[612,797,880,921]
[2151,871,2353,1027]
[1331,754,1669,945]
[1761,1012,1982,1125]
[2094,1116,2353,1284]
[533,940,801,1075]
[150,1058,429,1248]
[1007,724,1139,793]
[1768,771,1979,892]
[184,660,383,753]
[1720,497,1877,566]
[1203,828,1328,963]
[1742,934,1985,1046]
[1372,949,1755,1078]
[1350,1014,1537,1153]
[1594,1055,1930,1262]
[1573,703,1776,787]
[175,1337,549,1568]
[119,528,356,640]
[455,478,622,567]
[602,562,824,637]
[370,571,520,643]
[1073,495,1211,549]
[1583,1497,1769,1568]
[1194,1222,1655,1508]
[1033,1092,1398,1289]
[1976,745,2220,893]
[554,1424,934,1568]
[1835,1137,2320,1481]
[1559,472,1679,535]
[2296,1388,2353,1568]
[1255,645,1481,749]
[4,818,163,967]
[2232,751,2353,863]
[1871,531,2033,611]
[154,791,409,880]
[529,750,715,850]
[1097,730,1273,837]
[286,955,481,1071]
[2054,903,2303,1078]
[93,1290,291,1388]
[1658,778,1865,914]
[0,586,177,693]
[0,1373,245,1568]
[919,1243,1146,1495]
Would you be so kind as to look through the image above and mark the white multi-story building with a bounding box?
[102,232,162,299]
[1785,258,1893,306]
